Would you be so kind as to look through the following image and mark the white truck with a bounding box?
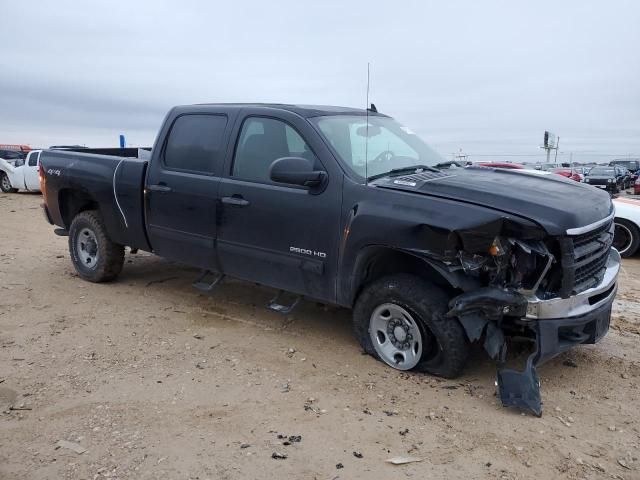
[0,150,42,193]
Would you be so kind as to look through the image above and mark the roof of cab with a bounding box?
[189,103,386,118]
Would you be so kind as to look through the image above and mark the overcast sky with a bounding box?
[2,1,639,163]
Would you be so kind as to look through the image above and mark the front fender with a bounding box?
[0,158,19,187]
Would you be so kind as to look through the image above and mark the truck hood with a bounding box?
[372,167,613,236]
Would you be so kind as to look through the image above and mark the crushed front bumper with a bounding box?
[498,248,619,416]
[449,248,620,416]
[522,247,619,364]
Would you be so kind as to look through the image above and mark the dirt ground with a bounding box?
[1,192,639,480]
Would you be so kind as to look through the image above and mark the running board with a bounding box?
[192,271,225,292]
[268,291,301,315]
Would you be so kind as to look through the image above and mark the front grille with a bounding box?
[557,219,614,297]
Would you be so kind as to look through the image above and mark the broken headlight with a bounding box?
[458,236,554,294]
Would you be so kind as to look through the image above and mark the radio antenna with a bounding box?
[365,62,370,185]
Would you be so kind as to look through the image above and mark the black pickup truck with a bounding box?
[40,103,620,415]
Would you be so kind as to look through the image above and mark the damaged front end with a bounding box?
[413,215,619,416]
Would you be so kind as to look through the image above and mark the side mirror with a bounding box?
[269,157,326,188]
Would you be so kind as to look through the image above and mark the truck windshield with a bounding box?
[311,115,444,180]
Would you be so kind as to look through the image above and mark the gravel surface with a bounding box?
[1,192,639,479]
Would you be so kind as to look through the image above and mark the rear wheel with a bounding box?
[353,274,469,378]
[0,172,17,193]
[68,211,124,282]
[614,218,640,258]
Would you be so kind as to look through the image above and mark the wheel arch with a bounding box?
[349,246,476,307]
[614,216,640,257]
[58,188,100,229]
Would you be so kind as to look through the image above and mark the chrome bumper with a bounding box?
[523,248,620,320]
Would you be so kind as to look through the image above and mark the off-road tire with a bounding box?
[614,218,640,258]
[68,210,124,282]
[0,172,18,193]
[353,274,470,378]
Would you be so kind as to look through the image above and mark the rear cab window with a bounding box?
[28,151,40,166]
[163,115,228,174]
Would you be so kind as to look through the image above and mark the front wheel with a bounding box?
[0,172,17,193]
[353,274,469,378]
[68,211,124,282]
[614,218,640,258]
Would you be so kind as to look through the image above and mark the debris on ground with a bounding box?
[353,451,363,458]
[55,440,87,454]
[271,452,287,460]
[336,463,344,469]
[387,457,424,465]
[617,458,631,470]
[386,456,423,465]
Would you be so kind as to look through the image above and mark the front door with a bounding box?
[145,113,231,269]
[217,112,342,302]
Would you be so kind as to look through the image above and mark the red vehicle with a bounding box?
[550,168,583,182]
[475,162,524,169]
[635,177,640,195]
[0,144,31,152]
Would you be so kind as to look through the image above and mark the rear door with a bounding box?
[145,111,234,269]
[216,109,343,302]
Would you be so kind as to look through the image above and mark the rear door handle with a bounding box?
[221,195,250,207]
[147,184,172,193]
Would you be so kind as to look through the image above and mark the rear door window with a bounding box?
[164,115,228,174]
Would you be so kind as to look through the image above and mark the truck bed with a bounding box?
[40,149,151,251]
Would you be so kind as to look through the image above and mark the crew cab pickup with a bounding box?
[39,104,620,415]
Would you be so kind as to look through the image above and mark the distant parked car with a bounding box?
[609,159,640,174]
[550,168,583,182]
[612,197,640,257]
[584,166,625,192]
[0,150,42,193]
[620,168,634,189]
[475,162,525,169]
[533,163,559,171]
[635,177,640,195]
[434,160,470,169]
[573,167,591,177]
[0,148,27,167]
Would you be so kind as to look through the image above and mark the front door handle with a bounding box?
[221,195,250,207]
[147,184,172,193]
